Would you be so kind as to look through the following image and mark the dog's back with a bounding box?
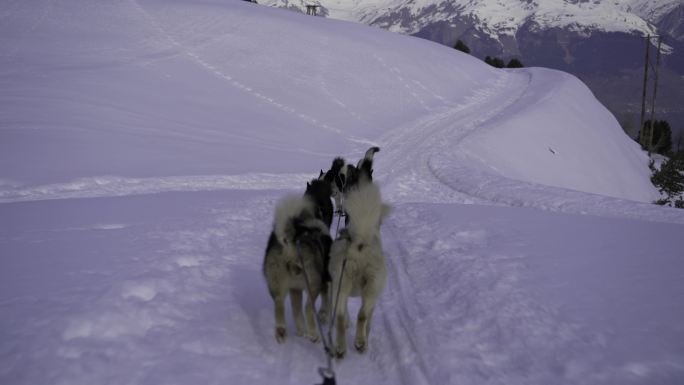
[344,183,385,245]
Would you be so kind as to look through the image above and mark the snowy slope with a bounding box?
[2,1,684,385]
[0,0,489,186]
[0,0,660,203]
[455,68,657,202]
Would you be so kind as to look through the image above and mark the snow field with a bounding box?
[3,190,683,384]
[1,0,684,384]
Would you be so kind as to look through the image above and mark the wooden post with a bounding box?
[639,35,650,147]
[648,36,662,153]
[305,5,318,16]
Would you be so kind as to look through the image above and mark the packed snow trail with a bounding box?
[2,1,684,385]
[3,191,683,385]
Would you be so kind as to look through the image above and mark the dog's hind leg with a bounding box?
[273,292,287,343]
[354,296,378,353]
[333,282,352,359]
[345,302,351,329]
[318,283,330,325]
[365,307,374,337]
[305,287,321,343]
[290,289,306,337]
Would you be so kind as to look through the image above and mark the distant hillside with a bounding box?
[263,0,684,145]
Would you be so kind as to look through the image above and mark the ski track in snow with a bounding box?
[5,190,668,384]
[0,173,311,203]
[378,69,526,205]
[128,0,343,136]
[373,54,432,112]
[380,206,603,384]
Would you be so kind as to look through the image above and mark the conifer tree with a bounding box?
[454,40,471,54]
[506,58,524,68]
[642,120,673,155]
[484,56,505,68]
[651,153,684,207]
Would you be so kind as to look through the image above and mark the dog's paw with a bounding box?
[354,339,368,353]
[335,348,346,360]
[275,326,287,343]
[308,332,321,344]
[295,325,305,337]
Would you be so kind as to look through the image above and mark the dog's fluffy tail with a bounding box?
[344,183,388,246]
[364,146,380,161]
[273,195,313,245]
[356,146,379,167]
[356,146,380,184]
[357,158,372,184]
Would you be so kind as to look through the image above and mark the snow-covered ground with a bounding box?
[1,1,683,384]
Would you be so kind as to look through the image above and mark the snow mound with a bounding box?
[453,67,659,203]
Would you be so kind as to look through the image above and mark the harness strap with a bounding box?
[295,209,348,385]
[296,239,338,385]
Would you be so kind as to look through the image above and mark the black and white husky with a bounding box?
[305,178,334,230]
[329,180,390,358]
[263,196,332,344]
[320,146,380,213]
[303,178,335,322]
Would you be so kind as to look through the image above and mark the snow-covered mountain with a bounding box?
[2,1,684,384]
[621,0,684,25]
[265,0,681,40]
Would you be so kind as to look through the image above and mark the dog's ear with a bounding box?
[331,157,345,174]
[319,170,324,177]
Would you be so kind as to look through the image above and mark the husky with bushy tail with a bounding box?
[263,195,331,344]
[319,146,380,213]
[329,180,390,358]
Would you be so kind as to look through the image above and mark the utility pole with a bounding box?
[639,35,662,152]
[305,4,319,15]
[647,36,662,154]
[639,35,650,146]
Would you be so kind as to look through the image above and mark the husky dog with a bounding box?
[305,178,334,230]
[329,181,390,358]
[339,146,379,195]
[263,196,332,344]
[319,157,345,213]
[303,178,335,322]
[320,147,380,214]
